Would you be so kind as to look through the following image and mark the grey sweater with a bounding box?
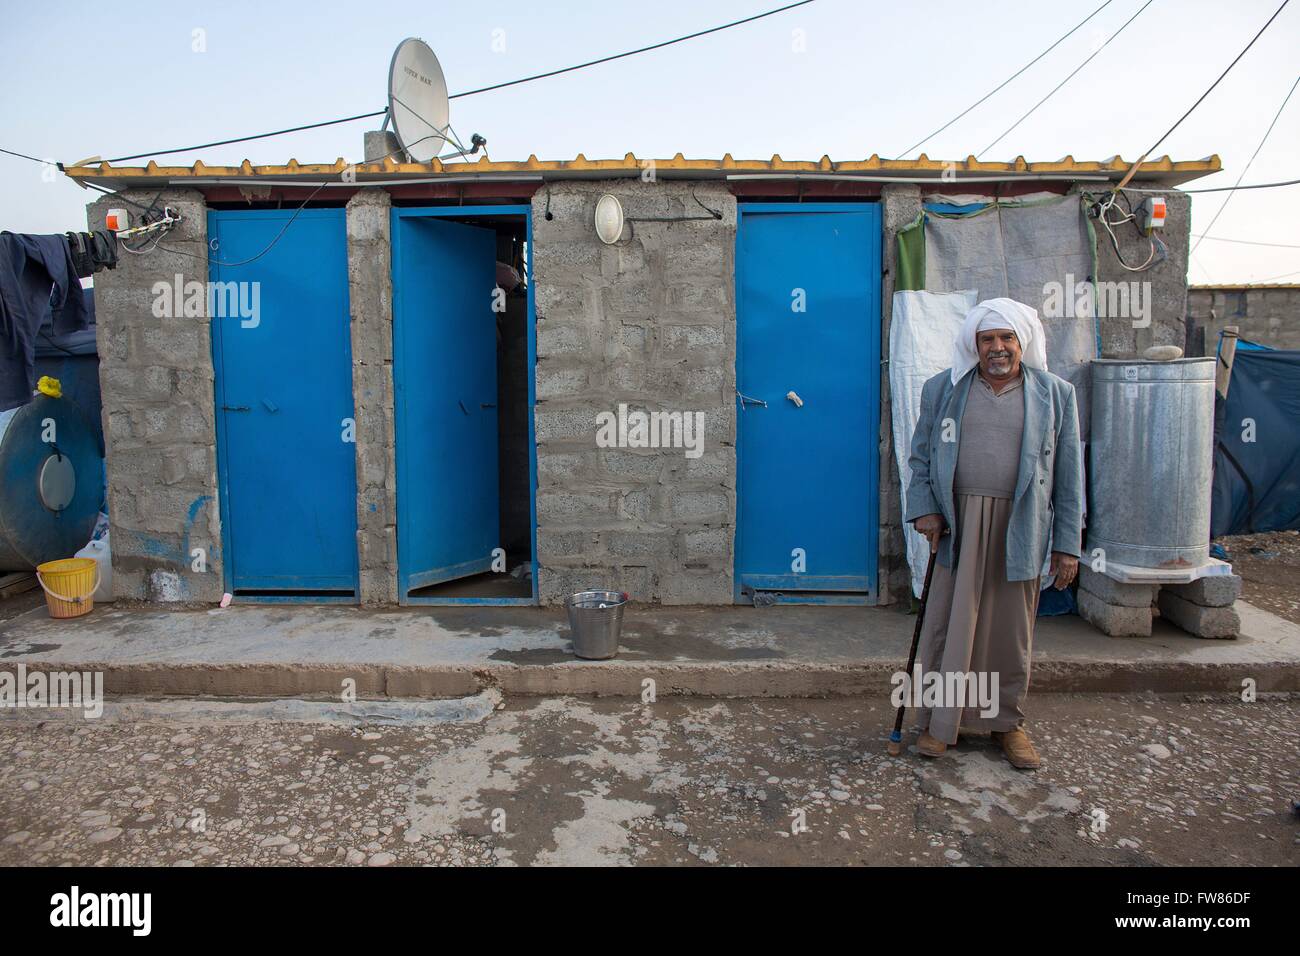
[954,374,1025,499]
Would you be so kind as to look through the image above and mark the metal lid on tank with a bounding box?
[1091,356,1215,383]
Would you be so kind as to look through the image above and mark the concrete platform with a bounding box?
[1,600,1298,699]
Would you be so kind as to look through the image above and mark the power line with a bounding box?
[0,145,48,165]
[1191,234,1300,248]
[1243,267,1300,283]
[894,0,1116,159]
[100,0,816,166]
[1123,177,1300,193]
[105,109,386,164]
[1191,73,1299,256]
[979,0,1157,158]
[449,0,816,99]
[1142,0,1292,159]
[1113,0,1293,194]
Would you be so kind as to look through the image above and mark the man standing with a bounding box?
[905,298,1083,769]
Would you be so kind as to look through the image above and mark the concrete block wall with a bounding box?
[530,180,737,605]
[86,188,224,602]
[345,189,398,604]
[1094,189,1192,358]
[1186,285,1300,353]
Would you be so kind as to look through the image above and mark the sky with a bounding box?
[2,0,1297,284]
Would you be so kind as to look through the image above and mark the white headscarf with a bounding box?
[950,297,1049,385]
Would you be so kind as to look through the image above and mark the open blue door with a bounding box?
[735,204,882,603]
[210,208,359,597]
[393,216,500,599]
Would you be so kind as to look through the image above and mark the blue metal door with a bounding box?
[392,216,500,598]
[210,208,359,595]
[735,204,882,600]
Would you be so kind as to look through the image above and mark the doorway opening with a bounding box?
[391,206,537,605]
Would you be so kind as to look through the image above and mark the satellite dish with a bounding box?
[387,38,451,163]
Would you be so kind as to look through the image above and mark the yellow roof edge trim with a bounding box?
[63,153,1222,184]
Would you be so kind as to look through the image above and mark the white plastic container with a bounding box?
[74,533,114,603]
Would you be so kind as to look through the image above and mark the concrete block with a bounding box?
[607,363,645,392]
[599,450,665,481]
[537,452,589,481]
[1078,566,1159,608]
[667,489,728,521]
[1077,587,1152,637]
[683,454,730,481]
[536,490,615,523]
[684,527,730,560]
[617,488,653,522]
[663,324,725,351]
[1157,591,1240,638]
[536,365,588,399]
[534,405,597,442]
[604,530,673,559]
[1162,574,1242,608]
[665,283,729,313]
[533,321,590,358]
[659,569,733,605]
[606,284,652,315]
[536,528,599,559]
[363,130,399,162]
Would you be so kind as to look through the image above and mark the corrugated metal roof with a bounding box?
[63,152,1221,187]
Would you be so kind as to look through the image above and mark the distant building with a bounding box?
[1186,283,1300,354]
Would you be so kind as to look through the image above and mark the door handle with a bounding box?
[736,389,767,409]
[222,405,250,412]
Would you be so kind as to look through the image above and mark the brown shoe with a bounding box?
[992,728,1041,769]
[916,731,948,758]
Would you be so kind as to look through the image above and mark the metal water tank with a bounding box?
[1087,358,1215,569]
[0,394,102,570]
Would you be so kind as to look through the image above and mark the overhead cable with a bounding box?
[1113,0,1293,193]
[1191,73,1299,256]
[978,0,1157,158]
[894,0,1116,159]
[1122,177,1300,193]
[1191,234,1300,248]
[99,0,817,165]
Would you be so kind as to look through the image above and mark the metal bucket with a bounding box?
[566,590,628,660]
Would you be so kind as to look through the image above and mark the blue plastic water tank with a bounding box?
[0,394,102,570]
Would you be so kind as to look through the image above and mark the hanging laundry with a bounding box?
[0,232,92,411]
[64,230,118,278]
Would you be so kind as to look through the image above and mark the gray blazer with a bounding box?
[905,365,1084,582]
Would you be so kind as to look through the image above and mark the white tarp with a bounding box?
[889,289,976,598]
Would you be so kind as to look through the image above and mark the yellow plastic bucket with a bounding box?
[35,557,100,619]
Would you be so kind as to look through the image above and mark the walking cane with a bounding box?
[886,547,938,756]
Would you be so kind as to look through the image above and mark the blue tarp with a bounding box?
[1234,338,1272,352]
[1211,347,1300,535]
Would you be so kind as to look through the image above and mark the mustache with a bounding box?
[985,351,1013,360]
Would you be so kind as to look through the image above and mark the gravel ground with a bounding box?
[1,692,1296,867]
[1216,531,1300,625]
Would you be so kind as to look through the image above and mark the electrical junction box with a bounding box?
[1139,197,1166,235]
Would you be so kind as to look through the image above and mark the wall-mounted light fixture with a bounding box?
[594,194,625,244]
[593,189,723,244]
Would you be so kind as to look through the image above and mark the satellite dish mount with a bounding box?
[385,37,486,163]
